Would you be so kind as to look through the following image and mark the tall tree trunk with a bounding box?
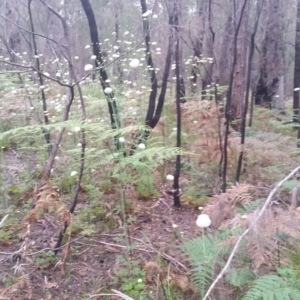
[133,0,173,147]
[236,0,265,182]
[80,0,120,149]
[218,12,234,86]
[222,0,248,192]
[293,0,300,123]
[255,0,285,109]
[173,0,181,208]
[231,0,249,126]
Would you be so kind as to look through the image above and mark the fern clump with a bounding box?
[180,230,232,297]
[243,270,300,300]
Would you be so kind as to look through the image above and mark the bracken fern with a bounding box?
[243,268,300,300]
[180,230,232,297]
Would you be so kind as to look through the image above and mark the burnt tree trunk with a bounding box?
[293,0,300,124]
[80,0,120,148]
[231,0,249,127]
[173,0,181,208]
[255,0,285,109]
[133,0,173,147]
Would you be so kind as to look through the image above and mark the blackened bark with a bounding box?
[80,0,120,139]
[173,0,181,208]
[140,0,158,127]
[255,0,285,109]
[179,77,186,103]
[135,0,173,138]
[293,0,300,124]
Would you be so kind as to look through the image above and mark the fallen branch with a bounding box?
[203,165,300,300]
[0,214,9,227]
[88,290,134,300]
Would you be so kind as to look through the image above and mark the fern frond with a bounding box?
[181,230,232,296]
[226,268,255,287]
[237,198,264,213]
[243,274,300,300]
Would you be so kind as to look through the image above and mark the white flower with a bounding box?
[74,126,81,132]
[43,72,50,77]
[105,79,111,83]
[166,174,174,181]
[138,143,146,149]
[119,137,125,143]
[294,87,300,91]
[39,85,45,90]
[85,45,90,49]
[91,55,97,60]
[137,278,143,283]
[74,56,79,59]
[153,14,158,18]
[129,58,140,68]
[104,87,113,94]
[196,214,211,228]
[70,171,78,177]
[84,64,93,71]
[172,224,178,228]
[142,10,152,17]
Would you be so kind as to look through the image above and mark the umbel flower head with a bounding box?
[70,171,78,177]
[196,214,211,228]
[129,58,140,68]
[84,64,93,71]
[166,174,174,181]
[138,143,146,149]
[104,87,113,94]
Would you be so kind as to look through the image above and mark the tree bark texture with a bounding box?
[255,0,285,109]
[293,0,300,122]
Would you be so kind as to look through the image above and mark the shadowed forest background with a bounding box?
[2,0,300,299]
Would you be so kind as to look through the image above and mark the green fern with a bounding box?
[226,268,255,287]
[180,230,232,297]
[237,198,264,213]
[243,272,300,300]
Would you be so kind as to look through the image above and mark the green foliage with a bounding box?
[135,173,159,198]
[0,219,22,246]
[281,180,299,190]
[115,258,147,299]
[237,198,264,213]
[242,270,300,300]
[57,174,78,194]
[35,251,56,268]
[180,230,232,297]
[226,268,255,287]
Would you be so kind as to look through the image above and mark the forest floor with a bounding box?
[0,155,201,300]
[1,93,300,300]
